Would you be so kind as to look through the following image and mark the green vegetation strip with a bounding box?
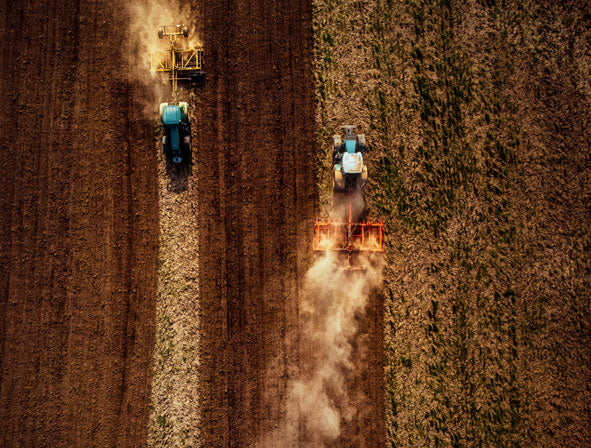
[314,0,590,446]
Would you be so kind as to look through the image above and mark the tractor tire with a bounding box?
[183,136,192,161]
[158,27,164,39]
[159,102,168,118]
[361,165,368,189]
[333,167,344,191]
[182,26,189,37]
[333,135,342,154]
[162,136,168,155]
[183,136,192,158]
[357,134,367,152]
[179,102,189,119]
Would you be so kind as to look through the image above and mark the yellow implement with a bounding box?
[150,25,204,97]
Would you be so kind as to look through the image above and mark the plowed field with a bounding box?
[0,0,159,446]
[195,0,318,446]
[0,0,335,446]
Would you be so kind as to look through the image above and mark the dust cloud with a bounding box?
[125,0,201,106]
[259,250,384,447]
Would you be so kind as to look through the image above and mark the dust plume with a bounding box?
[259,250,384,447]
[125,0,202,107]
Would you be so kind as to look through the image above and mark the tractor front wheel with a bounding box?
[357,134,367,152]
[333,135,342,155]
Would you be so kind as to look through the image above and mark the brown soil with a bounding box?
[0,1,159,446]
[195,0,318,446]
[2,0,328,447]
[335,286,386,447]
[0,0,472,447]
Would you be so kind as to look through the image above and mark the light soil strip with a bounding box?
[148,101,202,447]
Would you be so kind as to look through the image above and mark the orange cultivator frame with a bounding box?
[314,202,384,268]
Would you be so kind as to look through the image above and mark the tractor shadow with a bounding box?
[165,157,193,193]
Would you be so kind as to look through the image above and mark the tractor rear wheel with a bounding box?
[333,167,344,191]
[158,27,164,39]
[159,102,168,118]
[179,102,189,119]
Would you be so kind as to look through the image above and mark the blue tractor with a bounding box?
[151,24,202,166]
[159,102,191,165]
[332,125,368,192]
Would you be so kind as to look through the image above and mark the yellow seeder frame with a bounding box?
[150,25,204,97]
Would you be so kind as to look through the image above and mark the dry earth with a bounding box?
[1,0,317,446]
[0,0,159,445]
[314,0,591,446]
[1,0,589,447]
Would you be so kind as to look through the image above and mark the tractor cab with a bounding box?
[333,125,368,191]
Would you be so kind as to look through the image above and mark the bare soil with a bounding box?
[0,0,159,446]
[1,0,323,446]
[195,0,318,446]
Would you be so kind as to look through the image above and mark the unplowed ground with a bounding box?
[315,0,590,446]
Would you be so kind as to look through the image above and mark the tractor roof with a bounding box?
[162,105,182,126]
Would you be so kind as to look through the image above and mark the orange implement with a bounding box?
[314,201,384,263]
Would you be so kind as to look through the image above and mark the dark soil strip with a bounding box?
[0,1,159,446]
[196,0,317,446]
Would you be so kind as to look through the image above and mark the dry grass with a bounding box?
[314,0,591,446]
